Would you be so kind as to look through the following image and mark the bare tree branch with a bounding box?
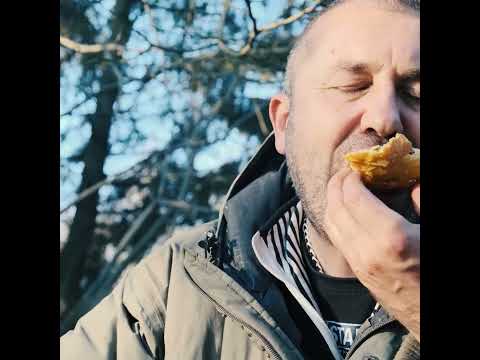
[253,100,269,136]
[220,0,324,57]
[211,75,239,114]
[132,29,183,54]
[157,199,212,214]
[60,35,123,55]
[59,152,158,214]
[127,0,323,62]
[218,0,231,37]
[60,95,94,118]
[111,200,157,262]
[141,0,161,45]
[60,131,225,215]
[260,0,323,32]
[132,29,221,57]
[245,0,258,36]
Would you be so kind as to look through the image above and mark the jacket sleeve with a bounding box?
[393,333,420,360]
[60,241,174,360]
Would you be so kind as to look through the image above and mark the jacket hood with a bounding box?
[214,132,299,295]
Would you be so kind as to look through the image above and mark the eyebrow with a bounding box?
[398,68,420,83]
[332,61,420,81]
[333,61,383,75]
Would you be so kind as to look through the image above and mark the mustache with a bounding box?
[336,132,386,156]
[330,132,387,176]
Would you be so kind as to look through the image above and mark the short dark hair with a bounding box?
[282,0,420,97]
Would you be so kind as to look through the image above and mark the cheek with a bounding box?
[292,92,361,154]
[401,108,420,147]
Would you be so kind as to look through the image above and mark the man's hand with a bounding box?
[325,169,420,341]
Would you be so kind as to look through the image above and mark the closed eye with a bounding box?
[398,83,420,107]
[340,83,371,94]
[314,81,372,98]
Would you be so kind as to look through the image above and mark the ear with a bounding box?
[269,93,290,155]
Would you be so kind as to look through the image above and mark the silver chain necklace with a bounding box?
[302,218,324,273]
[304,217,381,319]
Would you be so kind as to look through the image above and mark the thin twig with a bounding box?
[211,75,239,114]
[253,100,269,136]
[132,29,220,57]
[60,176,118,214]
[157,199,212,214]
[245,0,258,35]
[60,82,123,118]
[261,1,322,32]
[59,153,156,214]
[218,0,231,38]
[141,0,161,45]
[132,29,183,54]
[59,135,213,215]
[111,200,157,263]
[60,96,93,118]
[220,0,324,57]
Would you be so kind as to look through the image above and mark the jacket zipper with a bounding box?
[195,268,392,360]
[189,273,284,360]
[344,317,396,359]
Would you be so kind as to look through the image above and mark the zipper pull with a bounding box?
[198,230,218,262]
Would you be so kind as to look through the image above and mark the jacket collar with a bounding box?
[214,132,297,294]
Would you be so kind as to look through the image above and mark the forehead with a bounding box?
[302,3,420,75]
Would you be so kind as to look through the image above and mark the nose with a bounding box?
[360,86,403,138]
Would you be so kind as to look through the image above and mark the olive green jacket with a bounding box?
[60,133,420,360]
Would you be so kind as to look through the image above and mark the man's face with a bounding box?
[283,2,420,232]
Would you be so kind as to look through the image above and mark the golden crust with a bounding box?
[344,133,420,190]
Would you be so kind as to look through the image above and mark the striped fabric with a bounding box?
[259,201,320,312]
[252,201,344,360]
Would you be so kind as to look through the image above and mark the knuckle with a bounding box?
[357,249,382,276]
[365,259,383,276]
[385,220,409,257]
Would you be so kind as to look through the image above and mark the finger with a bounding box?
[342,170,408,238]
[325,168,369,256]
[411,184,420,215]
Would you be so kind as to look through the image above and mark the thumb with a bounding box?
[411,183,420,215]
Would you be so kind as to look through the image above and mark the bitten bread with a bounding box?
[344,133,420,190]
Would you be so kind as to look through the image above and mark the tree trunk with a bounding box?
[60,65,119,314]
[60,0,138,317]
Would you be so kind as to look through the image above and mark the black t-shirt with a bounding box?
[277,229,376,359]
[277,279,337,360]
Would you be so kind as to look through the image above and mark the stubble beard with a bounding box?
[285,113,385,242]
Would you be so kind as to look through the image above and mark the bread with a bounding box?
[344,133,420,190]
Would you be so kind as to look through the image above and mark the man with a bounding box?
[60,0,421,359]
